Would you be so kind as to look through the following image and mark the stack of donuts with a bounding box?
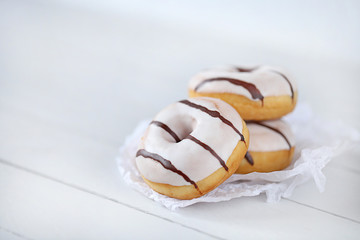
[135,65,297,200]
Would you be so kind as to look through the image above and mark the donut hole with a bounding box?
[177,123,194,142]
[170,115,196,143]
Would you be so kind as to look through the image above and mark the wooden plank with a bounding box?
[0,164,214,240]
[1,162,359,240]
[286,158,360,223]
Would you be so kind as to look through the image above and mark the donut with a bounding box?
[135,97,249,199]
[236,119,295,174]
[188,65,297,121]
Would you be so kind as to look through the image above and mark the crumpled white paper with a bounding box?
[117,103,359,210]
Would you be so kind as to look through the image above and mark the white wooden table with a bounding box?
[1,1,359,239]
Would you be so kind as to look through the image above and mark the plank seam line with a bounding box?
[284,198,360,224]
[0,225,35,240]
[0,159,225,240]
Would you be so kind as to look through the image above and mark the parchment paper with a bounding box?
[117,103,359,210]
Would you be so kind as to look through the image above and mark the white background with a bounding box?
[0,0,359,239]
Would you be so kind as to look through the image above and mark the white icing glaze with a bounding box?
[247,119,295,152]
[136,97,244,186]
[189,65,297,100]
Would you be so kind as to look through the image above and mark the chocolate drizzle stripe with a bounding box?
[150,120,229,171]
[136,149,199,190]
[194,78,264,103]
[248,121,292,149]
[179,99,245,142]
[186,135,229,171]
[270,70,294,99]
[235,66,259,72]
[244,152,254,165]
[150,121,181,142]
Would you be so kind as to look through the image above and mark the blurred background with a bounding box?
[1,0,359,147]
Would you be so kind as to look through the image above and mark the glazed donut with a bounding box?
[236,119,295,174]
[188,65,297,121]
[136,97,249,199]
